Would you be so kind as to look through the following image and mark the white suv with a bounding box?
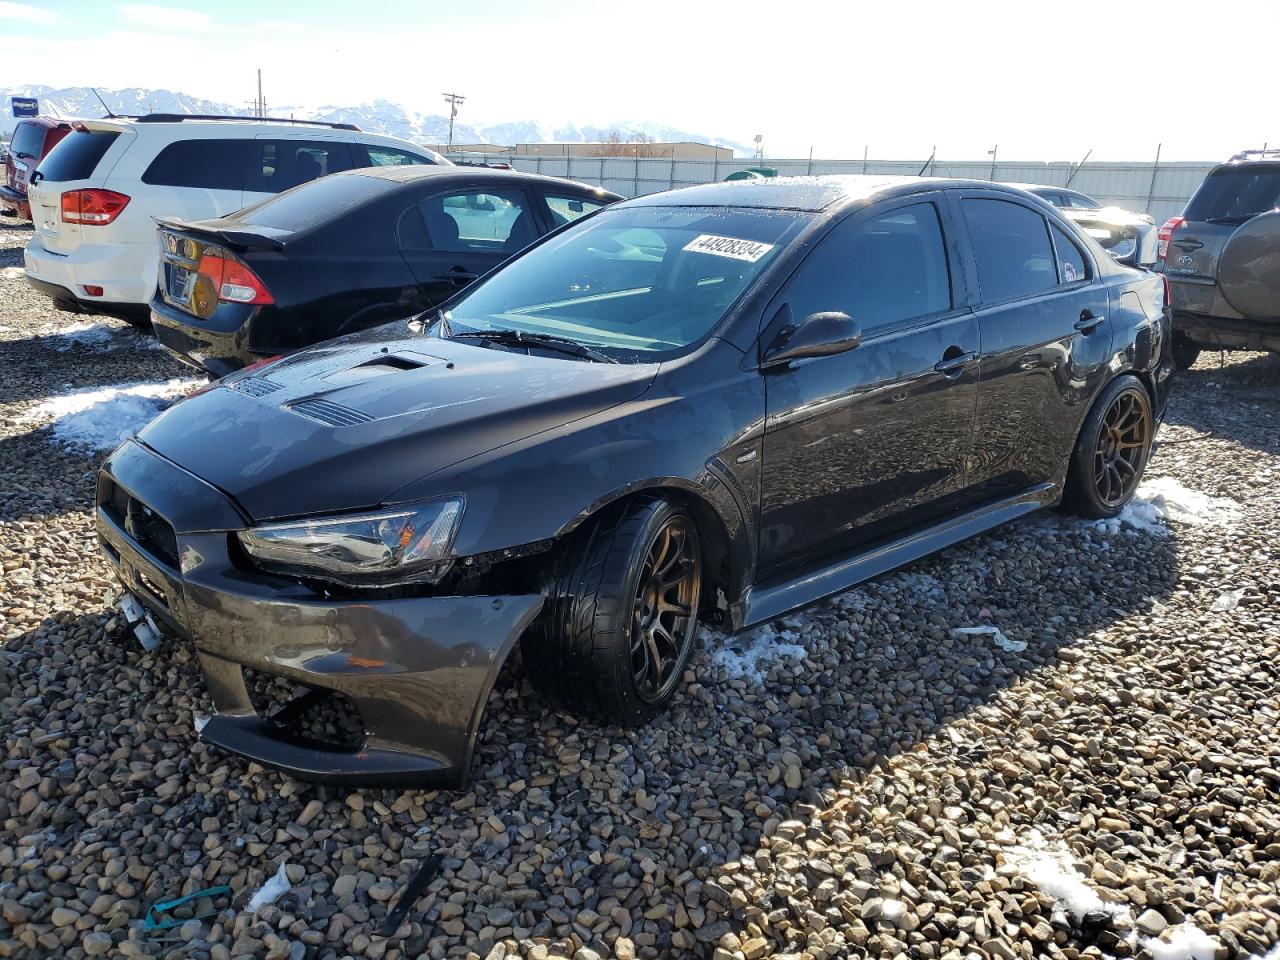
[24,114,448,321]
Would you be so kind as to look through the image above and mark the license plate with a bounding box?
[164,261,196,307]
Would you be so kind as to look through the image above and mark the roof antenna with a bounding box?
[917,145,936,177]
[91,88,117,118]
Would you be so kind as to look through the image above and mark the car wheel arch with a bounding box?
[551,479,749,614]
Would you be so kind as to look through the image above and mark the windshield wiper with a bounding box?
[1204,215,1253,225]
[452,328,618,364]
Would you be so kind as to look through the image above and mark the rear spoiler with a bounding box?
[154,216,289,252]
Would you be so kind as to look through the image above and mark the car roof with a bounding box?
[619,175,1046,212]
[331,163,620,198]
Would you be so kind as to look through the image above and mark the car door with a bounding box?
[396,185,540,305]
[952,191,1112,498]
[757,195,980,580]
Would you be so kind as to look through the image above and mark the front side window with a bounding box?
[785,202,952,333]
[962,198,1056,303]
[442,205,807,360]
[248,140,357,193]
[1050,222,1089,284]
[543,193,609,227]
[401,189,538,255]
[142,139,251,190]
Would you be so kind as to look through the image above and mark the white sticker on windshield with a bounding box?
[683,234,775,263]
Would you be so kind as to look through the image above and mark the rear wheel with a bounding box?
[525,498,701,726]
[1172,333,1201,371]
[1063,375,1153,519]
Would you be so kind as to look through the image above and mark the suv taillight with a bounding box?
[1157,216,1184,260]
[190,253,274,317]
[60,189,130,225]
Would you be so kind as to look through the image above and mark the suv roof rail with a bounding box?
[1227,148,1280,163]
[132,113,361,132]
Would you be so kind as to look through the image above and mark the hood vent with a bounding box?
[236,378,283,398]
[287,398,374,427]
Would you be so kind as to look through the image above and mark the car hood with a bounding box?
[138,333,660,523]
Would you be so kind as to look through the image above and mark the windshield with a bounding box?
[1185,165,1280,223]
[442,205,808,361]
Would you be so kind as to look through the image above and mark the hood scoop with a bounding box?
[235,377,283,398]
[286,397,374,427]
[321,351,443,388]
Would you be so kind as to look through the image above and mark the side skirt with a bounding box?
[736,482,1059,631]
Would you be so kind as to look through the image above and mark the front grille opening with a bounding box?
[101,478,180,570]
[243,669,365,750]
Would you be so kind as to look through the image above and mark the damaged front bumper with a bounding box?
[97,439,544,787]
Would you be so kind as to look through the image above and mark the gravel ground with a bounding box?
[1,217,1278,960]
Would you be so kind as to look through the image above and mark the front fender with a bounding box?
[389,347,766,603]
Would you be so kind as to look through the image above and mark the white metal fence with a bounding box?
[506,155,1215,223]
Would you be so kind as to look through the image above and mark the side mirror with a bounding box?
[761,309,862,369]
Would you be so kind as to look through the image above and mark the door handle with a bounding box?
[1172,238,1202,250]
[934,351,977,376]
[1074,310,1104,334]
[435,267,479,285]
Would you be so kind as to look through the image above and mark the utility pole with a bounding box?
[253,69,265,118]
[988,144,998,181]
[442,92,465,152]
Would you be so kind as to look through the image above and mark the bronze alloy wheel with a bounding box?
[630,516,700,703]
[1093,389,1152,507]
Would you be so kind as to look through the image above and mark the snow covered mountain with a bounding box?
[0,85,752,155]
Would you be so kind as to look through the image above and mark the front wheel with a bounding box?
[1062,375,1154,519]
[525,498,702,726]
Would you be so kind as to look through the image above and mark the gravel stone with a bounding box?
[1,224,1279,959]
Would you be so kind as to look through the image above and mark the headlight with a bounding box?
[236,497,464,586]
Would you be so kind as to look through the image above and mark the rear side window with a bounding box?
[362,145,433,166]
[787,202,952,333]
[248,140,357,193]
[400,189,538,255]
[143,139,251,190]
[10,122,46,160]
[1184,165,1280,224]
[36,131,120,182]
[543,193,608,227]
[1050,223,1089,284]
[962,198,1056,302]
[1062,192,1100,211]
[227,173,396,232]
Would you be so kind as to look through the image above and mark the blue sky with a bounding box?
[0,0,1276,161]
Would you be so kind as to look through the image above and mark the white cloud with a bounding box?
[118,3,214,30]
[0,1,59,22]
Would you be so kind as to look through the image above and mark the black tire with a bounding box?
[1062,375,1154,519]
[1172,333,1201,371]
[524,497,702,726]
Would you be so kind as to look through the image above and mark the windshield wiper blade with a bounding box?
[453,329,617,363]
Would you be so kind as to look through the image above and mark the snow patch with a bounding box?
[1145,923,1220,960]
[1209,588,1245,613]
[952,625,1026,653]
[1092,476,1240,535]
[709,624,806,681]
[1001,831,1128,921]
[246,863,291,912]
[26,379,198,451]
